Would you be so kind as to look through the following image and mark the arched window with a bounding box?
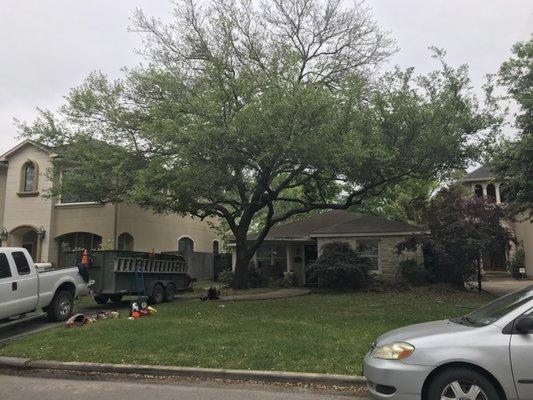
[118,233,134,251]
[212,240,220,253]
[178,237,194,254]
[22,161,37,192]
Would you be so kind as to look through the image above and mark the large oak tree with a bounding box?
[20,0,498,288]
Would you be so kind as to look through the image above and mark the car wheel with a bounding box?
[109,294,123,303]
[164,283,176,302]
[150,284,165,304]
[94,295,109,305]
[427,367,500,400]
[47,290,74,321]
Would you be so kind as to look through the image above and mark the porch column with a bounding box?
[36,236,43,263]
[495,183,501,204]
[482,184,488,197]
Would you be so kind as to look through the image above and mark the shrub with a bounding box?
[400,258,432,285]
[247,265,264,288]
[307,242,373,290]
[278,272,296,287]
[217,269,235,287]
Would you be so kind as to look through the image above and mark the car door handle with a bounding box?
[12,282,17,291]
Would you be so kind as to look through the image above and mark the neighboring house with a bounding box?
[230,209,426,284]
[0,140,222,266]
[459,165,533,276]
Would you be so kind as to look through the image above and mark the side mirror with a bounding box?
[515,316,533,333]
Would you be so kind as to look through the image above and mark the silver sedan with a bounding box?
[363,285,533,400]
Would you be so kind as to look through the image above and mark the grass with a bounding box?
[0,286,493,375]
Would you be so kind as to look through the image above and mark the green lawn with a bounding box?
[0,287,493,375]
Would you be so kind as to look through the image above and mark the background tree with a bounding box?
[398,185,515,286]
[489,37,532,220]
[354,178,439,225]
[20,0,498,288]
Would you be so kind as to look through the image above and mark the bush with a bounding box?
[509,249,526,279]
[400,258,432,285]
[247,265,265,288]
[278,272,295,287]
[307,242,373,290]
[217,269,234,287]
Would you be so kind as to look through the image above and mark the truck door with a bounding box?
[0,253,18,320]
[7,250,39,316]
[510,310,533,400]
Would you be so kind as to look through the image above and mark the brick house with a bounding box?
[230,210,426,284]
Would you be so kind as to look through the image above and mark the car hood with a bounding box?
[376,319,473,345]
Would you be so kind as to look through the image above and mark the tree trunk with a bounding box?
[233,238,253,289]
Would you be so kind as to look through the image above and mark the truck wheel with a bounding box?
[47,290,74,321]
[94,295,109,305]
[150,284,165,304]
[164,283,176,302]
[427,367,500,400]
[109,294,123,303]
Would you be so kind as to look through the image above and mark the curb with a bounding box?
[0,356,366,387]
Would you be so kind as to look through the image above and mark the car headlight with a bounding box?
[373,342,415,360]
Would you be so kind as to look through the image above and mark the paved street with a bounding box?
[0,373,363,400]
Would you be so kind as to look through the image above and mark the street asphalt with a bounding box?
[0,373,365,400]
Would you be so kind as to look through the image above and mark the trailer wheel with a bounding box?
[150,284,165,304]
[109,294,123,303]
[164,283,176,302]
[47,290,74,321]
[94,295,109,305]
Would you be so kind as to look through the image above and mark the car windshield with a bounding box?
[454,286,533,327]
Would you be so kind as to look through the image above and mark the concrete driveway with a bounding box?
[0,298,131,344]
[479,279,533,297]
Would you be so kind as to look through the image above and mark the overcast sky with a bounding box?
[0,0,531,153]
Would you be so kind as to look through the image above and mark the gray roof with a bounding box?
[311,214,424,235]
[248,210,424,241]
[461,165,494,182]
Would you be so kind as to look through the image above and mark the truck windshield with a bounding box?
[458,286,533,327]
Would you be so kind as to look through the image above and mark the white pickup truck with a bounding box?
[0,248,90,322]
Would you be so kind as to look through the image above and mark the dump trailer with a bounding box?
[63,250,188,305]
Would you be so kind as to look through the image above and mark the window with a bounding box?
[178,237,194,254]
[256,245,286,273]
[356,239,380,271]
[0,254,12,279]
[118,233,134,251]
[212,240,220,253]
[57,232,103,267]
[22,162,36,192]
[12,251,31,275]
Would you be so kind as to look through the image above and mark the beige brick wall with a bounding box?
[317,235,422,281]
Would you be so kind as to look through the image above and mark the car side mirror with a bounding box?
[515,316,533,333]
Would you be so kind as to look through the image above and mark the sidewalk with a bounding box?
[219,288,312,301]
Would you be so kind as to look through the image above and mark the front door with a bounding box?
[510,310,533,399]
[303,245,318,284]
